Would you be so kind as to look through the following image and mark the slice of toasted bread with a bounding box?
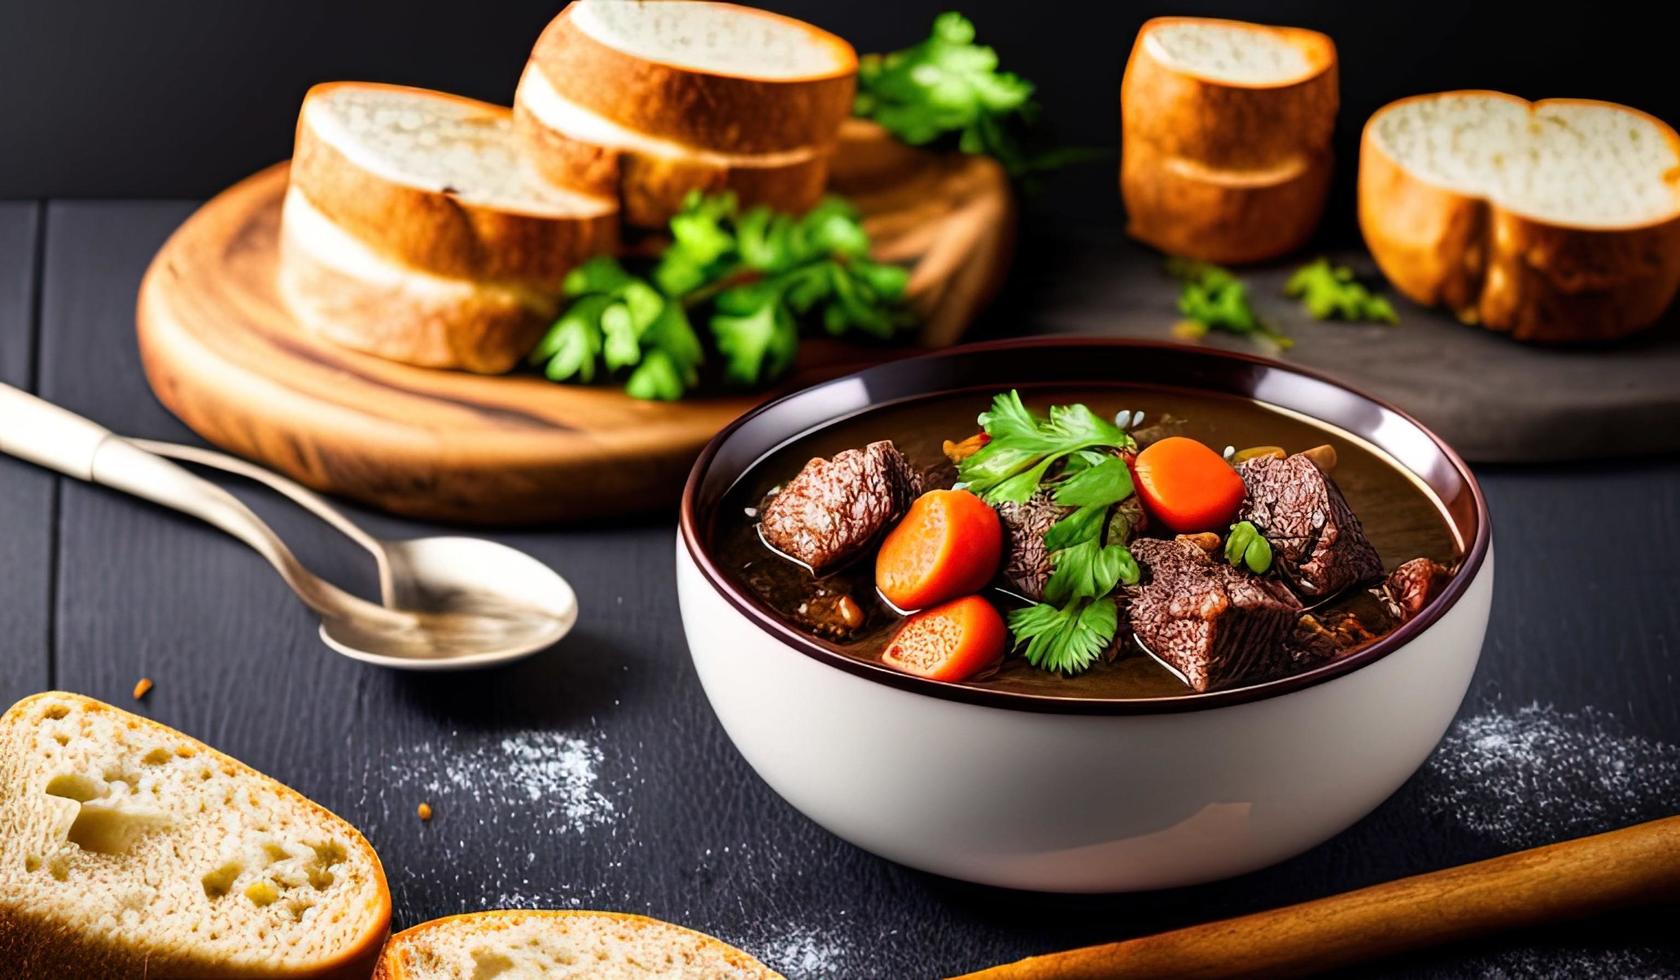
[373,909,783,979]
[513,65,830,227]
[1121,17,1338,263]
[529,0,855,155]
[0,692,389,978]
[1360,91,1680,342]
[282,82,618,371]
[291,82,617,284]
[516,1,855,226]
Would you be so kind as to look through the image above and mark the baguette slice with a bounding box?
[1121,17,1338,263]
[530,0,856,154]
[372,909,783,979]
[0,692,390,978]
[1360,91,1680,342]
[282,82,618,372]
[516,1,856,226]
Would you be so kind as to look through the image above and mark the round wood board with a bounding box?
[137,121,1013,523]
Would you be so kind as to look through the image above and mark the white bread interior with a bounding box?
[0,692,388,977]
[1144,19,1314,84]
[1366,93,1680,227]
[304,84,615,220]
[374,909,783,980]
[569,0,851,79]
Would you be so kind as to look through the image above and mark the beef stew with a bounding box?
[719,385,1462,698]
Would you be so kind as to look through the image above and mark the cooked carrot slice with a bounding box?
[1132,436,1247,533]
[881,595,1006,682]
[876,489,1003,610]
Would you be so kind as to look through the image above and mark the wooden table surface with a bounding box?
[3,199,1679,978]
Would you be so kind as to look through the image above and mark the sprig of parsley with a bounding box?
[959,391,1141,675]
[1285,258,1399,324]
[1166,258,1294,350]
[532,192,911,399]
[854,12,1078,178]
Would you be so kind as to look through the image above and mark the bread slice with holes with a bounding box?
[0,692,390,978]
[1360,91,1680,342]
[282,82,619,372]
[1121,16,1338,263]
[515,0,856,227]
[373,909,783,979]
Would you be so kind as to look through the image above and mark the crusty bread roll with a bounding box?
[0,692,389,978]
[373,909,783,979]
[1360,91,1680,342]
[281,82,618,372]
[515,0,856,227]
[1121,17,1338,264]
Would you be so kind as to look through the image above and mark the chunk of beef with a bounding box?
[1125,537,1303,692]
[759,441,923,572]
[994,490,1068,600]
[1379,558,1453,621]
[1291,611,1379,663]
[1237,453,1383,598]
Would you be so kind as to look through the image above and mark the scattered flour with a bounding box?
[740,923,857,979]
[389,729,617,832]
[1420,702,1680,849]
[1469,944,1673,979]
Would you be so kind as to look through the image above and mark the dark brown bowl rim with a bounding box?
[678,337,1491,716]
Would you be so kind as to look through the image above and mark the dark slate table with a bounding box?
[2,199,1678,979]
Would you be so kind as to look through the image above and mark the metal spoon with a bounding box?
[0,384,576,670]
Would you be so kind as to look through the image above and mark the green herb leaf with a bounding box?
[959,391,1132,502]
[854,12,1080,178]
[539,193,910,400]
[1285,258,1400,324]
[1008,598,1118,675]
[1166,258,1294,350]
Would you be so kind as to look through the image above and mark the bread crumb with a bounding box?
[417,802,433,822]
[132,678,153,700]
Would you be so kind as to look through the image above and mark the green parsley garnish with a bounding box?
[959,391,1142,675]
[1224,520,1274,575]
[533,192,912,400]
[854,12,1080,178]
[1285,258,1399,324]
[1166,258,1293,350]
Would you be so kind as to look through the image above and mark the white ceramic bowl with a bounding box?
[677,340,1492,892]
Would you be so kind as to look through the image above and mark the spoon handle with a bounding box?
[0,384,391,626]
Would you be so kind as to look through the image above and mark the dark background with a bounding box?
[4,0,1677,238]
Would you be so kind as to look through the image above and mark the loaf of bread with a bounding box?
[1360,91,1680,342]
[1121,17,1338,264]
[280,82,619,372]
[373,909,783,979]
[0,692,390,978]
[514,0,856,227]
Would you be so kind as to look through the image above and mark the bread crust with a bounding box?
[1122,140,1332,265]
[373,909,783,980]
[529,3,855,155]
[1359,92,1680,342]
[1120,16,1338,262]
[290,82,618,285]
[278,203,554,375]
[514,102,831,227]
[0,692,390,980]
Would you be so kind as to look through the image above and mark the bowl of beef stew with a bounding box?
[677,339,1492,891]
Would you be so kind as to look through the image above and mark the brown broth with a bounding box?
[716,385,1462,699]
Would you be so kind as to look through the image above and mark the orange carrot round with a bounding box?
[881,595,1007,682]
[1132,436,1247,533]
[876,489,1003,610]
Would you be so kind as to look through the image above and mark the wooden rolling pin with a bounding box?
[955,816,1680,979]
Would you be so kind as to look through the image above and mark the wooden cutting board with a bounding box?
[136,121,1012,523]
